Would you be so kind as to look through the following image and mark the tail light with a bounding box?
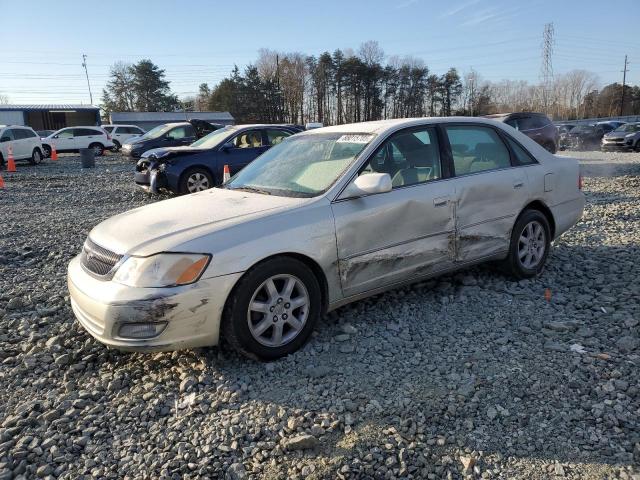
[578,174,583,190]
[107,134,112,141]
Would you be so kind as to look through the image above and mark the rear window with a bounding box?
[103,126,114,133]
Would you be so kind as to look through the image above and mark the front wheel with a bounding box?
[222,257,322,360]
[89,143,105,156]
[30,148,43,165]
[42,145,51,158]
[179,167,214,194]
[503,210,551,279]
[112,140,121,152]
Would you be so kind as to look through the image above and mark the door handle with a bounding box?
[513,182,524,189]
[433,196,449,207]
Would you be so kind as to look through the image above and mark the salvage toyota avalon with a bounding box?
[67,118,584,359]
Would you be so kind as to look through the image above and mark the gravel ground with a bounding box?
[0,150,639,479]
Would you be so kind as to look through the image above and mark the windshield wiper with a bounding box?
[230,186,272,195]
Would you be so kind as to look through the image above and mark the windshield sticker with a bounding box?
[336,134,373,144]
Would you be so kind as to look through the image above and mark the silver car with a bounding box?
[67,118,585,359]
[601,122,640,151]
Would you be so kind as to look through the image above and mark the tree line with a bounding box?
[101,42,640,123]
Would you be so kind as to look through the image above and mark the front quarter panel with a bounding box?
[174,198,342,305]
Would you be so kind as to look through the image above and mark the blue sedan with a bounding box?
[134,125,300,194]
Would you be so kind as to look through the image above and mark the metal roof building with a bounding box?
[0,104,101,130]
[109,111,234,130]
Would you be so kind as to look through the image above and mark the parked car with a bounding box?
[0,125,44,167]
[599,120,627,130]
[101,124,145,150]
[68,117,584,359]
[121,120,223,159]
[557,123,577,150]
[135,125,300,194]
[601,122,640,151]
[564,123,615,150]
[36,129,55,138]
[483,112,559,153]
[41,127,114,157]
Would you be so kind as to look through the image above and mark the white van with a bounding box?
[0,125,44,166]
[102,124,145,150]
[42,127,114,157]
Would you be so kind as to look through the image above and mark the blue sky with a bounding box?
[0,0,638,105]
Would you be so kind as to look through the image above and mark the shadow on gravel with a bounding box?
[581,161,640,177]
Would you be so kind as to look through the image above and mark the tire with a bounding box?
[29,148,43,165]
[503,209,551,279]
[42,144,51,158]
[89,143,105,156]
[0,153,4,170]
[179,167,214,194]
[112,140,121,152]
[222,257,322,360]
[635,142,640,153]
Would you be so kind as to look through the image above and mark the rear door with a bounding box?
[9,129,28,158]
[73,128,101,149]
[443,124,528,262]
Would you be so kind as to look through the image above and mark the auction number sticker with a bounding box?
[336,134,374,143]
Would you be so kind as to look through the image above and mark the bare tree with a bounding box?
[358,40,385,66]
[0,93,9,104]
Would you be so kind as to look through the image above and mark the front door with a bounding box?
[53,128,75,152]
[332,126,455,297]
[222,129,269,175]
[443,124,528,262]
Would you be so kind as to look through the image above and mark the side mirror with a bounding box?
[0,136,10,143]
[221,141,234,152]
[53,135,59,139]
[340,173,392,199]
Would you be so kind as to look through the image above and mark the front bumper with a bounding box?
[122,146,143,159]
[601,139,633,150]
[67,255,243,351]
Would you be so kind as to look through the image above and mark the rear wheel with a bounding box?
[29,148,43,165]
[503,210,551,279]
[89,143,105,156]
[222,257,321,360]
[179,167,214,194]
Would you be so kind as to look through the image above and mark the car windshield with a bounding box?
[570,125,594,133]
[226,132,375,198]
[140,124,174,140]
[616,123,640,132]
[190,126,235,148]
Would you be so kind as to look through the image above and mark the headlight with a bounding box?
[625,133,635,138]
[113,253,211,287]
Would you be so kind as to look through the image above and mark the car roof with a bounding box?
[302,117,514,135]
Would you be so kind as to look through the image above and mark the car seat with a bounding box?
[391,144,439,187]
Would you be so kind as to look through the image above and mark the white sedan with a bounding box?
[67,117,584,359]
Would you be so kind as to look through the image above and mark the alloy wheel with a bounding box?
[247,274,309,347]
[518,220,546,269]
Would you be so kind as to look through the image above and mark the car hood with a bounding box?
[89,188,307,256]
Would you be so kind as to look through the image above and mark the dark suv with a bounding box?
[484,112,559,153]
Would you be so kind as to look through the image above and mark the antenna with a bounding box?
[540,23,555,116]
[82,54,94,105]
[620,55,629,116]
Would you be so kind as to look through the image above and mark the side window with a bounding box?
[1,129,15,141]
[518,117,536,130]
[232,130,263,148]
[57,129,74,139]
[504,136,538,166]
[445,126,511,175]
[360,127,442,188]
[11,129,29,140]
[75,128,100,136]
[167,126,188,140]
[26,129,38,138]
[266,129,292,145]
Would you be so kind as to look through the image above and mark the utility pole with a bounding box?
[82,54,93,105]
[540,23,555,116]
[620,55,629,116]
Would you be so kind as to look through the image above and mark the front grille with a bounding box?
[80,238,123,277]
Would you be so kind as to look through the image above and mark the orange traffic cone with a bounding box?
[7,146,16,172]
[50,143,58,161]
[0,174,5,189]
[223,164,230,182]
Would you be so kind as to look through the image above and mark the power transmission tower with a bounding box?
[82,54,93,105]
[540,23,555,116]
[620,55,629,116]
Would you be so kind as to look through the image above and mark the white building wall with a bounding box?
[0,111,25,125]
